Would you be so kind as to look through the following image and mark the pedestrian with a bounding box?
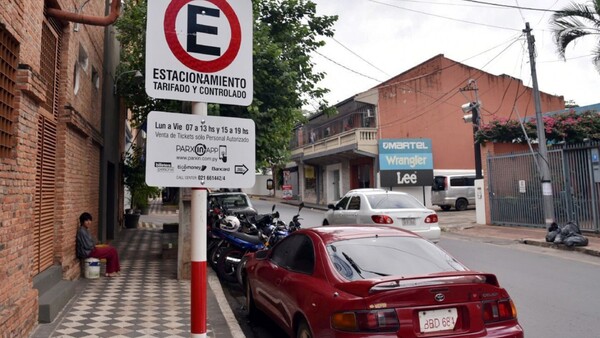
[76,212,121,277]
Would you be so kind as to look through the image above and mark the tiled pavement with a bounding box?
[32,228,195,338]
[31,202,243,338]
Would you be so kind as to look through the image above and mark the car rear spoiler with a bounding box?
[334,271,499,296]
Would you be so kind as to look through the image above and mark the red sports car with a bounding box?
[241,225,523,338]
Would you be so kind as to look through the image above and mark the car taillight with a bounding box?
[331,309,399,332]
[425,214,438,223]
[482,299,517,323]
[371,215,393,224]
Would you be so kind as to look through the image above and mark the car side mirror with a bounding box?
[327,203,335,210]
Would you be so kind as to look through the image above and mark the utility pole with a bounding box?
[459,80,483,179]
[524,22,555,228]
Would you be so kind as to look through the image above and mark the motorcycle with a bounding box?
[217,205,289,283]
[288,202,304,233]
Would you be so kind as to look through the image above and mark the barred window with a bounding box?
[0,26,18,158]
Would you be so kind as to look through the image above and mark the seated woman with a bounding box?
[76,212,121,277]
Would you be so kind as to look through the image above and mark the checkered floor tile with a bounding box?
[34,228,217,338]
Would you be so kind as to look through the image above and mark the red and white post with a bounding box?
[191,102,208,337]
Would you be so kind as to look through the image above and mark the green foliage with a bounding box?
[551,0,600,73]
[123,144,161,210]
[114,0,338,168]
[475,110,600,145]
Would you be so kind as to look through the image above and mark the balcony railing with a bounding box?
[291,128,378,158]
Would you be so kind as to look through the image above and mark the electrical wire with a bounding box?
[368,0,521,31]
[460,0,559,12]
[330,37,391,77]
[314,50,384,83]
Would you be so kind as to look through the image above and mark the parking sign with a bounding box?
[146,0,253,105]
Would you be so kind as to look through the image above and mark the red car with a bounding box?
[241,225,523,338]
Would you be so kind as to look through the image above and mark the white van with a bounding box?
[431,174,476,211]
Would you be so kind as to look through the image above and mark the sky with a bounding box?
[306,0,600,112]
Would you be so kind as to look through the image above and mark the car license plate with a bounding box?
[401,218,416,226]
[418,308,457,333]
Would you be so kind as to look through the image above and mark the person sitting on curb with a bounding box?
[76,212,121,277]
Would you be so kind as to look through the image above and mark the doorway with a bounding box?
[327,164,342,202]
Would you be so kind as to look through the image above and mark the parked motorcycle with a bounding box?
[217,205,290,283]
[288,202,304,232]
[215,229,266,283]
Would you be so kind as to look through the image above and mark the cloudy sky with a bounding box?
[307,0,600,111]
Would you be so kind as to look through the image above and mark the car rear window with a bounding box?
[212,194,250,208]
[432,176,446,191]
[327,236,466,281]
[366,193,424,209]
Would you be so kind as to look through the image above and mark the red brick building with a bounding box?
[1,1,122,335]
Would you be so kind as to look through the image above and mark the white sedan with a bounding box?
[322,188,441,242]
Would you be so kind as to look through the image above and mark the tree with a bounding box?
[550,0,600,73]
[123,144,161,211]
[115,0,337,168]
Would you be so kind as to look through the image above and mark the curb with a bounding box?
[519,238,600,257]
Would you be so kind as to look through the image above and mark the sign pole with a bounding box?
[191,102,208,338]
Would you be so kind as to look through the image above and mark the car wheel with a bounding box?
[244,279,259,321]
[455,198,468,211]
[217,247,245,283]
[296,319,313,338]
[235,255,248,286]
[322,219,329,226]
[440,205,451,211]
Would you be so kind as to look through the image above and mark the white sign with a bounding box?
[145,111,255,188]
[518,180,526,193]
[145,0,253,105]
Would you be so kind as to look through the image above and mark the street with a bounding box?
[222,199,600,337]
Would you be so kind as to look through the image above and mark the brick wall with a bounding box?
[0,0,108,334]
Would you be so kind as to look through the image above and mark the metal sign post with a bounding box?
[144,1,253,337]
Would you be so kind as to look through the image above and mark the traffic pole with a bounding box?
[191,102,208,337]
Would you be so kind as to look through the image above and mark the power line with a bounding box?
[368,0,521,31]
[313,50,384,82]
[461,0,558,12]
[330,37,391,77]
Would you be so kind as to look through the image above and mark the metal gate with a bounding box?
[488,142,600,232]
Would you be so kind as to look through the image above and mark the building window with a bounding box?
[0,26,18,158]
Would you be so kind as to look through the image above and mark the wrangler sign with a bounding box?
[146,0,253,105]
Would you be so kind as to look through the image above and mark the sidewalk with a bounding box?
[31,202,244,338]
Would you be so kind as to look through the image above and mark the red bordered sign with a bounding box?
[145,0,253,105]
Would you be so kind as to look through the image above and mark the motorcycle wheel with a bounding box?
[217,247,245,283]
[208,242,228,271]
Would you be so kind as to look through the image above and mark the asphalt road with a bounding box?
[225,200,600,337]
[440,235,600,338]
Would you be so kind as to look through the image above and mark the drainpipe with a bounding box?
[47,0,120,26]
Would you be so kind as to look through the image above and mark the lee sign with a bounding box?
[145,111,255,188]
[146,0,252,105]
